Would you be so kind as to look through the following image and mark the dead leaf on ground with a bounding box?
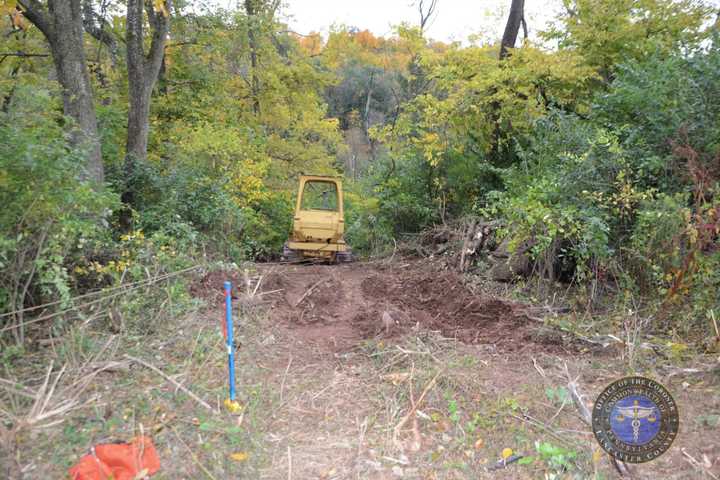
[132,468,149,480]
[230,451,249,462]
[382,372,410,385]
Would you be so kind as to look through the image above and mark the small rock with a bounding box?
[391,466,404,477]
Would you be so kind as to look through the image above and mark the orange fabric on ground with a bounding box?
[68,436,160,480]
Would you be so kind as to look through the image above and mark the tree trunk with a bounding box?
[19,0,104,184]
[499,0,525,59]
[122,0,170,210]
[489,0,526,164]
[363,70,375,138]
[245,0,261,115]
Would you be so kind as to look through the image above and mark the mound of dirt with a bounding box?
[189,269,243,306]
[375,269,537,349]
[257,261,576,354]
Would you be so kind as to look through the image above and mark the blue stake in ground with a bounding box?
[224,281,241,413]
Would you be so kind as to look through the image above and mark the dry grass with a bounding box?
[2,263,719,480]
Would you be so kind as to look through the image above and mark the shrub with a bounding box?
[0,85,117,340]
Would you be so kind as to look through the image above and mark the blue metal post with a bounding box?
[224,281,236,402]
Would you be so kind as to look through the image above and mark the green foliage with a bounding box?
[534,441,578,475]
[488,114,630,280]
[372,40,598,234]
[544,386,569,406]
[1,0,718,347]
[137,7,345,260]
[0,85,118,319]
[447,398,460,423]
[489,44,720,304]
[343,179,394,255]
[545,0,712,80]
[596,48,720,158]
[628,193,691,292]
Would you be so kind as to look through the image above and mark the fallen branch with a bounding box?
[171,425,218,480]
[459,219,474,272]
[287,445,292,480]
[531,357,546,378]
[293,278,326,307]
[487,454,524,471]
[251,275,264,297]
[279,355,293,403]
[393,370,441,450]
[566,379,591,425]
[564,364,632,478]
[508,412,575,447]
[124,355,214,412]
[682,448,719,480]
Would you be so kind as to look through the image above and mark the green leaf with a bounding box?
[696,414,720,428]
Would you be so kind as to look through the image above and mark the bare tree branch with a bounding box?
[82,0,119,64]
[417,0,439,33]
[17,0,53,39]
[0,51,50,58]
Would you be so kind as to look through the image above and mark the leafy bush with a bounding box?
[371,155,439,235]
[0,85,118,338]
[344,180,394,256]
[628,193,691,294]
[488,113,638,281]
[596,47,720,158]
[121,160,294,262]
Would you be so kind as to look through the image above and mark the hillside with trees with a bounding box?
[1,1,719,478]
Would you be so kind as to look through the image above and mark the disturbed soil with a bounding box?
[259,260,576,354]
[239,260,720,479]
[15,259,720,480]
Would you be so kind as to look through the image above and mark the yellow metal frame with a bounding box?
[287,240,347,252]
[288,175,346,259]
[294,175,344,217]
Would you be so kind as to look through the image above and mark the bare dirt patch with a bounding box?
[190,268,244,306]
[260,259,576,354]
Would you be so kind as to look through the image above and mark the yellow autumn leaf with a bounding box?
[381,372,410,385]
[230,451,249,462]
[593,448,603,464]
[501,448,513,460]
[153,0,169,17]
[0,0,17,15]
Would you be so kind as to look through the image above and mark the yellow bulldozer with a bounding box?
[282,175,353,263]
